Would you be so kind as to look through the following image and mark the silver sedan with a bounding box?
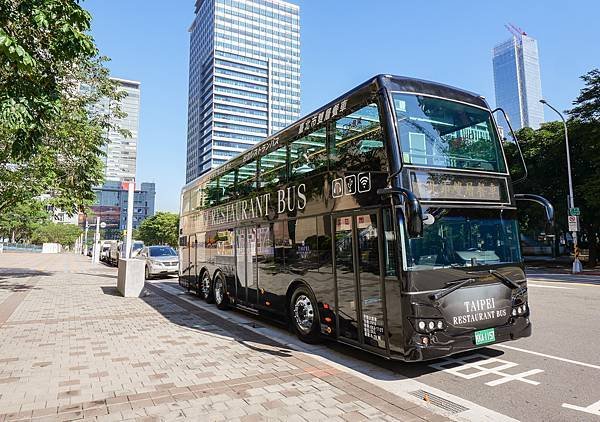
[137,246,180,279]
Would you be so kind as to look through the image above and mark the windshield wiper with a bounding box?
[467,269,520,290]
[429,278,477,301]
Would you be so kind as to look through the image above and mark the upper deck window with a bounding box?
[393,93,506,173]
[331,103,387,172]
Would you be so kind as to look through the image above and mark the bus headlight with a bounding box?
[412,318,445,334]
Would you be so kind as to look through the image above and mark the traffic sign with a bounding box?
[569,207,580,216]
[568,216,580,232]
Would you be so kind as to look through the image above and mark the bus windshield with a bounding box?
[405,209,521,270]
[393,93,506,172]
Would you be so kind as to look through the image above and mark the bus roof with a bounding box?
[182,74,489,192]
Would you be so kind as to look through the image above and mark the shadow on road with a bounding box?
[141,282,294,358]
[137,279,508,384]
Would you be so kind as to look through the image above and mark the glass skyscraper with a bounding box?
[186,0,300,183]
[102,78,141,182]
[492,29,544,133]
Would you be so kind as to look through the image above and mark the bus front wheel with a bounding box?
[214,274,229,310]
[290,286,321,344]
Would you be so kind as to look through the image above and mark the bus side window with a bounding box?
[331,103,388,172]
[259,146,288,189]
[289,127,327,180]
[285,218,318,273]
[236,159,257,198]
[218,170,236,204]
[205,178,219,208]
[272,221,286,274]
[182,191,191,214]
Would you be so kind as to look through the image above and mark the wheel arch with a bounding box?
[285,278,316,318]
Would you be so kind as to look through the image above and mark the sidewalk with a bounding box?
[0,253,449,421]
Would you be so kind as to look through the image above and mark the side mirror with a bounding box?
[377,187,423,237]
[492,107,528,184]
[514,194,554,226]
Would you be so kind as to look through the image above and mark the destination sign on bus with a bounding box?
[410,171,507,202]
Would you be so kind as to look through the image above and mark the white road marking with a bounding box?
[429,353,543,386]
[495,344,600,370]
[527,283,574,290]
[562,399,600,416]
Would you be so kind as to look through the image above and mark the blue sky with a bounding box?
[85,0,600,212]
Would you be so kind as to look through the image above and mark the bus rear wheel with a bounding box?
[213,274,229,310]
[199,271,214,303]
[290,286,321,344]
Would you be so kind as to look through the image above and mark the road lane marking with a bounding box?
[562,399,600,416]
[527,283,575,290]
[429,353,543,386]
[495,344,600,370]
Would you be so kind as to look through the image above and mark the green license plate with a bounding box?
[474,328,495,345]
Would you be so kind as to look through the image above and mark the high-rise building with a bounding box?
[90,182,156,240]
[83,78,156,239]
[492,25,544,133]
[103,78,141,181]
[186,0,300,183]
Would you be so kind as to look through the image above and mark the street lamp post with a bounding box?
[540,99,582,273]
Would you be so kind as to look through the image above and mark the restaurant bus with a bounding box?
[178,74,552,361]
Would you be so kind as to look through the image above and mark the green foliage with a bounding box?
[0,1,129,216]
[570,69,600,122]
[0,199,50,242]
[135,213,180,248]
[31,222,82,246]
[506,68,600,263]
[0,0,97,158]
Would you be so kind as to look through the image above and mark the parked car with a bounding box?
[136,245,179,279]
[100,240,117,263]
[131,240,144,257]
[108,241,121,266]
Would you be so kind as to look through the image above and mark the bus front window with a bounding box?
[393,93,506,172]
[405,209,522,270]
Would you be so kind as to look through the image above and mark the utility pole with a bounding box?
[540,99,582,273]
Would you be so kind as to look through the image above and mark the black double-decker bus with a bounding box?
[179,75,549,361]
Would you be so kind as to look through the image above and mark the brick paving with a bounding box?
[0,252,450,421]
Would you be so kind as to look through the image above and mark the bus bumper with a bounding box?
[403,317,531,362]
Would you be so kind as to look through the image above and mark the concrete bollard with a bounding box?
[117,258,146,297]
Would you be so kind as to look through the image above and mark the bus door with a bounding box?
[333,211,388,354]
[191,234,198,289]
[235,227,258,305]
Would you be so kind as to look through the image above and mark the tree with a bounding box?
[31,222,82,247]
[506,69,600,265]
[0,0,97,158]
[0,199,50,242]
[135,213,180,248]
[0,1,129,217]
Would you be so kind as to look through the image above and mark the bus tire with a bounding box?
[213,273,229,310]
[290,285,321,344]
[199,270,214,303]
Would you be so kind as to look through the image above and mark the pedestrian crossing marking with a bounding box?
[429,353,544,386]
[562,399,600,416]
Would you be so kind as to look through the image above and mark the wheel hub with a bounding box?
[202,274,210,297]
[215,279,223,304]
[294,295,314,333]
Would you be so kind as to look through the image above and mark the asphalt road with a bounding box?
[375,272,600,422]
[151,271,600,422]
